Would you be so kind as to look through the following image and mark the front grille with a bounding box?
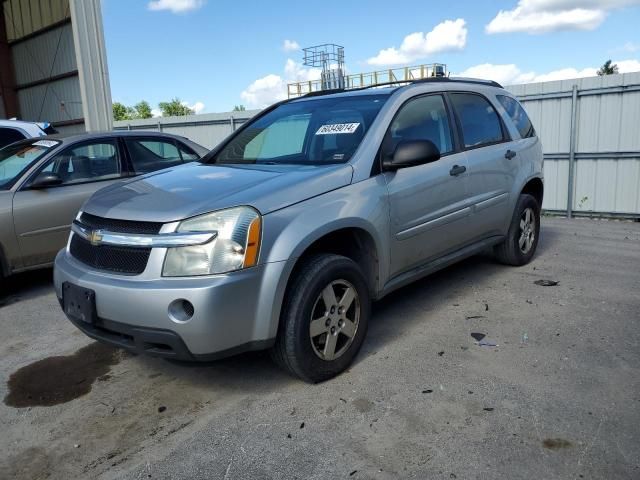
[79,212,162,235]
[70,235,151,275]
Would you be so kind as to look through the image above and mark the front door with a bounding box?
[384,94,473,278]
[12,139,125,267]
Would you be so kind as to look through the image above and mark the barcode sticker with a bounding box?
[315,123,360,135]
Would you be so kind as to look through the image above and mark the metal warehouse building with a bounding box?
[0,0,112,132]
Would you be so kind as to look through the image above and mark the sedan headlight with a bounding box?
[163,206,261,277]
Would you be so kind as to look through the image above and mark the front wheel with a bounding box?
[271,254,371,383]
[494,193,541,266]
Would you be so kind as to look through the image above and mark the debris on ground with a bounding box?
[534,279,559,286]
[470,333,486,342]
[300,422,305,429]
[478,339,498,347]
[466,315,486,320]
[437,351,444,356]
[422,389,433,394]
[483,407,494,412]
[484,303,489,311]
[521,333,529,344]
[158,406,166,413]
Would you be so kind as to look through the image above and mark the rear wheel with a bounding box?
[271,254,371,383]
[494,193,540,266]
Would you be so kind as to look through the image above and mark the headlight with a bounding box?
[163,206,261,277]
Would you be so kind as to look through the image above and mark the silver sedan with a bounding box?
[0,131,208,280]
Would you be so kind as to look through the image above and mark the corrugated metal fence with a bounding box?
[115,72,640,218]
[507,72,640,218]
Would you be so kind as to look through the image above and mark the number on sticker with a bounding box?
[315,123,361,135]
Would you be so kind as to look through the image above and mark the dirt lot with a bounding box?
[1,217,639,480]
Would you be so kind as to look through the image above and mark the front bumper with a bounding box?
[54,250,287,359]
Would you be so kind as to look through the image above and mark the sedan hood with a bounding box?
[83,162,353,222]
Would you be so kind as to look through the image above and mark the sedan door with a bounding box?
[12,138,126,267]
[384,94,472,277]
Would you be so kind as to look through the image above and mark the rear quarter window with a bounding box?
[497,95,535,139]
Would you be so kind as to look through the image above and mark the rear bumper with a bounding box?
[54,249,287,358]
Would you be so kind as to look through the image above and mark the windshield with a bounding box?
[0,139,60,190]
[209,94,388,165]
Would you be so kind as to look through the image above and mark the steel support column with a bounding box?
[566,85,578,218]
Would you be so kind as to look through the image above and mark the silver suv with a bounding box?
[54,78,543,382]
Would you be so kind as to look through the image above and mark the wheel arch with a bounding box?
[520,176,544,208]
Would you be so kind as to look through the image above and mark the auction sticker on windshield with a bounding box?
[32,140,59,148]
[315,123,360,135]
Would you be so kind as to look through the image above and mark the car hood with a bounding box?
[83,162,354,222]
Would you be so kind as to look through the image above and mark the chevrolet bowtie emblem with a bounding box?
[88,230,103,246]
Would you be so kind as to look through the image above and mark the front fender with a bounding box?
[260,176,390,337]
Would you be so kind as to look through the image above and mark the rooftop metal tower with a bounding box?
[303,44,345,91]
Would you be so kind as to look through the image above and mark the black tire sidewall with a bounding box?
[508,194,541,264]
[284,255,371,382]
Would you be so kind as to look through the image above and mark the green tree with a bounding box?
[597,60,618,76]
[134,100,153,119]
[112,102,133,121]
[158,98,194,117]
[233,104,246,111]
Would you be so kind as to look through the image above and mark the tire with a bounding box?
[271,253,371,383]
[494,193,541,266]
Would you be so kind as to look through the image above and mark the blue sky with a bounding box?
[102,0,640,114]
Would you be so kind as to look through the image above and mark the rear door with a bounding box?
[384,93,473,277]
[449,92,516,237]
[12,138,125,267]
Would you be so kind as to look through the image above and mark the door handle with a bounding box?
[449,165,466,176]
[505,149,517,160]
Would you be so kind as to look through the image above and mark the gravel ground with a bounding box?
[0,217,639,480]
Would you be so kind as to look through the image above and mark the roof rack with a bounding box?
[293,76,504,100]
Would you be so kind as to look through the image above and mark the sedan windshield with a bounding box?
[0,139,60,190]
[208,94,389,165]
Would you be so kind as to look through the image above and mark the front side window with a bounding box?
[0,127,27,149]
[497,95,535,139]
[210,94,389,165]
[0,139,60,190]
[382,94,454,158]
[124,138,183,173]
[450,93,505,148]
[41,140,121,186]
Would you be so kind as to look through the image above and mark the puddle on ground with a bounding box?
[542,438,572,450]
[4,342,124,408]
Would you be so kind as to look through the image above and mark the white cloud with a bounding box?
[455,58,640,85]
[486,0,640,34]
[282,39,300,52]
[181,101,205,114]
[148,0,205,13]
[151,108,162,118]
[367,19,467,66]
[240,59,321,108]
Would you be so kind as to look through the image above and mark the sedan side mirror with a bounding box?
[383,140,441,171]
[29,172,63,189]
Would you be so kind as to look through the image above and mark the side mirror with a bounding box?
[29,172,63,189]
[383,140,441,171]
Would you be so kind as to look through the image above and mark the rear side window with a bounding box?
[497,95,535,139]
[124,138,184,174]
[450,93,505,148]
[0,127,26,149]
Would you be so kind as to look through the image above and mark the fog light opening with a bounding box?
[168,299,195,323]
